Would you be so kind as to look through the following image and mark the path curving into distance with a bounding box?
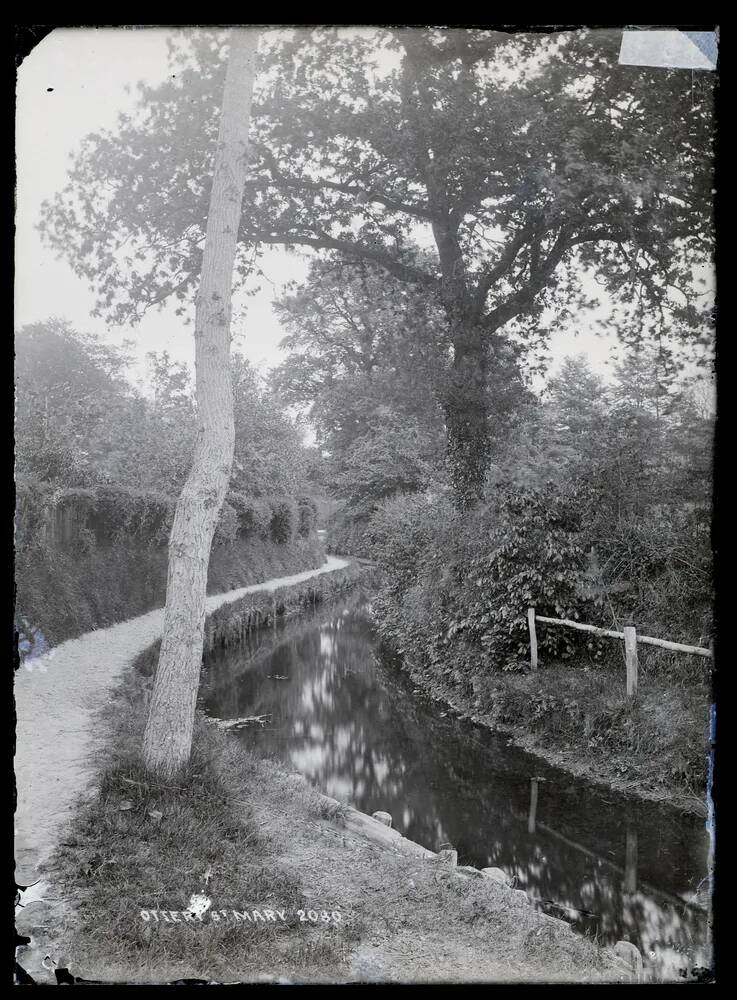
[14,556,350,881]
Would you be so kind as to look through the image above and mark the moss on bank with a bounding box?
[33,571,629,984]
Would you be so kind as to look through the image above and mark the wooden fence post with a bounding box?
[624,826,638,895]
[624,626,638,698]
[528,607,538,672]
[528,777,538,835]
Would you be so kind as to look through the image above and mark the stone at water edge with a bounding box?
[372,811,393,828]
[613,940,644,979]
[456,865,484,878]
[481,867,512,887]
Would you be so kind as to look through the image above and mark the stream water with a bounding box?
[200,590,711,982]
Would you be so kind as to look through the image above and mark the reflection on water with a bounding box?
[200,593,710,982]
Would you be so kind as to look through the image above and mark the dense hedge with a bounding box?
[368,484,604,679]
[297,496,319,538]
[15,535,326,656]
[15,481,173,551]
[269,498,298,544]
[228,492,271,540]
[14,477,323,655]
[368,481,712,684]
[15,479,319,552]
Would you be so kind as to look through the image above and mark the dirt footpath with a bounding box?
[14,556,350,883]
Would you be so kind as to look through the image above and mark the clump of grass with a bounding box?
[466,649,711,806]
[49,672,350,984]
[312,798,349,824]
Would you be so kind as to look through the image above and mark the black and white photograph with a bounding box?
[13,24,717,984]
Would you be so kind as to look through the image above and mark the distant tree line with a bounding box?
[15,318,322,503]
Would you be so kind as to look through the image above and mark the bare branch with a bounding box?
[250,230,438,288]
[472,220,540,319]
[485,226,572,330]
[257,145,436,222]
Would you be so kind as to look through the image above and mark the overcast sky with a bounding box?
[15,27,708,395]
[15,27,314,391]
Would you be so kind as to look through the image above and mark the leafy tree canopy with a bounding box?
[40,26,714,502]
[15,320,311,498]
[41,27,713,335]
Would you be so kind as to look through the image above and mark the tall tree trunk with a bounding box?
[400,34,493,509]
[142,29,259,779]
[443,322,490,510]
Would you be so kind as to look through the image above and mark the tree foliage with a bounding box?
[272,254,531,541]
[369,484,593,675]
[15,320,312,500]
[40,26,714,505]
[368,349,713,676]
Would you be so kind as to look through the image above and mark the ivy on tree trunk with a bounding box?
[444,325,490,509]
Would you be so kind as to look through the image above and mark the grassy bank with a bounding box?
[364,481,712,817]
[32,573,629,984]
[16,535,325,653]
[394,644,710,816]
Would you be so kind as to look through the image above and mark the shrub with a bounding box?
[326,510,369,556]
[595,507,713,645]
[369,482,593,675]
[268,498,297,544]
[296,496,318,538]
[228,491,272,540]
[367,490,453,596]
[453,483,592,670]
[213,500,240,547]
